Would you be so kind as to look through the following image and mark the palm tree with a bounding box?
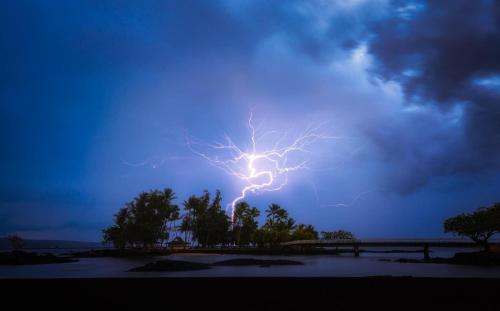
[247,207,260,222]
[232,202,261,246]
[265,203,288,226]
[266,203,283,217]
[264,204,295,247]
[233,202,249,246]
[163,188,176,203]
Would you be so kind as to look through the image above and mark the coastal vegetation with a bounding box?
[179,190,230,247]
[231,201,260,246]
[100,188,500,270]
[103,188,326,250]
[320,230,355,240]
[444,202,500,251]
[102,188,179,249]
[380,202,500,266]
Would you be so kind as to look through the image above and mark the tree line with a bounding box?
[103,188,500,251]
[102,188,354,249]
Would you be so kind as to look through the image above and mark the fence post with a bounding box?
[423,244,430,260]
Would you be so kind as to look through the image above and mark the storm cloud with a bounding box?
[1,0,500,239]
[363,0,500,193]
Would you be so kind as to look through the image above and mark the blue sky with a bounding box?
[1,0,500,241]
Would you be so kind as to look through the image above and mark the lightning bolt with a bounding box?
[121,156,193,169]
[319,190,377,208]
[186,112,345,220]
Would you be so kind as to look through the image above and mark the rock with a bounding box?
[69,249,171,258]
[211,258,304,267]
[380,251,500,266]
[0,251,78,265]
[392,258,428,264]
[128,259,211,272]
[129,257,305,272]
[451,251,500,266]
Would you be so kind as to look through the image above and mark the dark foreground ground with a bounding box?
[1,277,499,310]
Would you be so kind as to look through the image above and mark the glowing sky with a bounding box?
[1,0,500,241]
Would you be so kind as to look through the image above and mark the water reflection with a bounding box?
[1,247,500,278]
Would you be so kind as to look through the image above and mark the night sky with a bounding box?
[1,0,500,241]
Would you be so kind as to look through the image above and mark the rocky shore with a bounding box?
[69,248,171,258]
[212,258,304,267]
[129,258,304,272]
[381,251,500,266]
[128,259,211,272]
[0,251,78,265]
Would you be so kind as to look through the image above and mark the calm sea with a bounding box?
[2,247,500,278]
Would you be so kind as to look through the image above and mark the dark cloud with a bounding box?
[216,1,387,64]
[1,0,500,239]
[366,0,500,193]
[371,0,500,102]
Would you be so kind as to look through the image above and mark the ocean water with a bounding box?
[2,247,500,278]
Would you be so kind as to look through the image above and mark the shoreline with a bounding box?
[65,247,430,258]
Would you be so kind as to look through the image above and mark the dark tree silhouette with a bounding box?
[444,203,500,251]
[180,190,230,247]
[103,189,354,250]
[232,201,260,246]
[103,188,179,249]
[321,230,355,240]
[291,224,318,241]
[261,203,296,247]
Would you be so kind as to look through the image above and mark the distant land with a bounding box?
[2,237,499,251]
[0,238,105,250]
